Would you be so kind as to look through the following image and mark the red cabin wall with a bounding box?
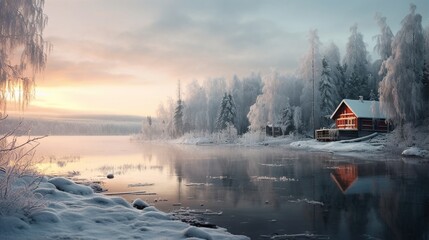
[334,105,358,129]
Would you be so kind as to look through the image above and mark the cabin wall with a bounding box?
[335,105,358,129]
[358,118,389,132]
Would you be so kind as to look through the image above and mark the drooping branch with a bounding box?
[0,0,50,111]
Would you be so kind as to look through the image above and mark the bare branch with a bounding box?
[0,135,46,153]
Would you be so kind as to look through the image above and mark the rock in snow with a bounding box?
[402,147,429,158]
[1,175,249,240]
[132,198,150,210]
[106,173,114,179]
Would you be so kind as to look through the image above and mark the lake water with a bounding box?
[34,136,429,240]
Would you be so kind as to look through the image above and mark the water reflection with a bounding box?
[35,136,429,240]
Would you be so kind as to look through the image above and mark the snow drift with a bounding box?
[0,175,249,240]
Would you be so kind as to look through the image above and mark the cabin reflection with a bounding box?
[330,163,391,195]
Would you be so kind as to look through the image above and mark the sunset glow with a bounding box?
[30,0,428,117]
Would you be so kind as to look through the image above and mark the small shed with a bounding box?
[266,124,283,137]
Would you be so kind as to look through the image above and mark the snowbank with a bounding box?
[402,147,429,158]
[290,139,383,153]
[1,175,249,240]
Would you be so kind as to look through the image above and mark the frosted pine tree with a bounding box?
[379,4,425,127]
[335,63,348,99]
[235,74,262,134]
[343,24,370,99]
[319,57,338,127]
[324,43,342,104]
[216,93,236,131]
[174,80,184,136]
[280,99,294,135]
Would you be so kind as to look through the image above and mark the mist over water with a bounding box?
[35,136,429,239]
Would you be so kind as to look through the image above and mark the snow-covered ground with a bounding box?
[0,174,249,240]
[168,131,387,156]
[290,138,384,153]
[137,128,429,160]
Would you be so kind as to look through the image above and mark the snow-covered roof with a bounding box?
[330,99,386,119]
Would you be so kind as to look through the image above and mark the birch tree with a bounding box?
[0,0,49,111]
[0,0,49,217]
[379,4,425,126]
[373,14,394,96]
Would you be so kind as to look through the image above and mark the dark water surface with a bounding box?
[36,136,429,240]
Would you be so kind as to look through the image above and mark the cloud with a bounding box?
[42,0,429,86]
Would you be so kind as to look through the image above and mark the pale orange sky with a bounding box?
[28,0,428,117]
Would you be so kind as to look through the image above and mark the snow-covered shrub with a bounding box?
[0,134,46,217]
[215,123,238,144]
[385,121,429,151]
[238,130,266,145]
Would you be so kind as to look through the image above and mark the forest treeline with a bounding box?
[142,4,429,139]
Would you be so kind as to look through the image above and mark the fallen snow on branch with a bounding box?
[0,175,249,240]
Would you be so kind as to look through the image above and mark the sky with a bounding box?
[22,0,429,116]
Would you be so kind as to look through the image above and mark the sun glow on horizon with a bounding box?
[28,83,175,117]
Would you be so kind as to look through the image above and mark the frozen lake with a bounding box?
[35,136,429,239]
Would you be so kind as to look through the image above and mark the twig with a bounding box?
[0,135,47,153]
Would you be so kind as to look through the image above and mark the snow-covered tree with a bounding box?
[343,24,370,99]
[323,42,342,104]
[247,70,302,134]
[174,80,184,136]
[280,99,294,135]
[299,29,322,131]
[423,26,429,109]
[183,80,208,132]
[335,63,348,99]
[229,74,262,134]
[379,4,425,126]
[248,70,279,132]
[0,0,49,218]
[373,14,394,96]
[293,106,303,134]
[205,78,226,133]
[156,98,175,138]
[319,57,338,127]
[0,0,49,110]
[216,93,236,131]
[374,13,394,61]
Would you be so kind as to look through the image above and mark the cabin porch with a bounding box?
[315,129,359,141]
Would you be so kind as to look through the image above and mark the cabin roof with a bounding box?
[330,99,386,119]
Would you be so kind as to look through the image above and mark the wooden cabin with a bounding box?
[316,98,391,141]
